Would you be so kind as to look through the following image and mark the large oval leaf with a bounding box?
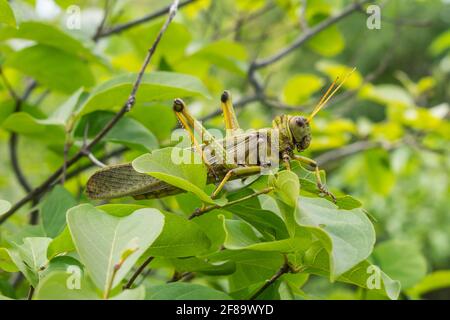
[296,197,376,279]
[0,22,98,62]
[67,204,164,293]
[79,72,210,116]
[5,45,95,93]
[132,147,213,203]
[98,204,211,257]
[0,0,16,27]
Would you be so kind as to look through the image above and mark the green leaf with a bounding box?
[147,212,211,257]
[132,147,213,203]
[127,21,191,66]
[209,250,283,292]
[79,72,210,116]
[361,84,414,107]
[304,244,401,300]
[0,199,11,216]
[47,226,75,260]
[75,111,158,151]
[296,197,376,279]
[307,25,344,57]
[224,190,290,240]
[372,239,427,289]
[282,74,324,105]
[1,112,66,144]
[0,248,18,272]
[112,286,146,300]
[407,271,450,298]
[9,237,52,287]
[180,40,248,76]
[98,204,211,257]
[191,209,228,254]
[163,257,236,276]
[0,0,16,27]
[67,204,164,292]
[429,30,450,56]
[334,195,362,210]
[222,217,261,250]
[221,215,311,253]
[97,204,146,217]
[1,89,85,142]
[34,271,99,300]
[129,104,177,141]
[5,45,95,93]
[0,22,99,62]
[316,61,363,90]
[364,149,395,195]
[146,283,232,300]
[271,170,299,207]
[50,88,87,125]
[41,186,77,238]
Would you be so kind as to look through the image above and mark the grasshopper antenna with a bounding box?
[306,67,356,123]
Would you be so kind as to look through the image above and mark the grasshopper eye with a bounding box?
[296,116,307,127]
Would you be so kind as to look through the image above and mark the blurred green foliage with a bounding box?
[0,0,449,300]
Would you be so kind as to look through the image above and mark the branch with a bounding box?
[92,0,112,42]
[249,256,293,300]
[123,256,154,289]
[251,0,371,69]
[8,80,38,193]
[96,0,196,39]
[188,187,274,219]
[0,0,181,225]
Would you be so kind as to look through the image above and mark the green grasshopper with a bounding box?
[86,71,353,203]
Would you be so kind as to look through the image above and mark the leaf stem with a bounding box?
[188,187,274,220]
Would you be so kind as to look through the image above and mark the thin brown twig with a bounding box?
[249,255,292,300]
[27,286,34,300]
[252,0,371,69]
[8,80,38,193]
[96,0,196,39]
[62,147,128,183]
[189,187,274,219]
[0,0,181,225]
[92,0,112,42]
[123,256,154,289]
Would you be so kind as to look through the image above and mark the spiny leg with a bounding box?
[173,98,226,179]
[293,155,336,202]
[173,99,211,165]
[282,152,292,171]
[211,165,262,199]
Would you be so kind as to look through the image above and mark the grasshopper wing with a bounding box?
[86,163,159,199]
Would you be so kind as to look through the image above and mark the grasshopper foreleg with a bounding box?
[293,155,336,202]
[211,166,262,199]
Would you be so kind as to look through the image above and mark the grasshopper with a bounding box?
[86,71,354,203]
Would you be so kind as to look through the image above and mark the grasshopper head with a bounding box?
[288,115,311,152]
